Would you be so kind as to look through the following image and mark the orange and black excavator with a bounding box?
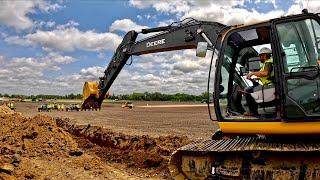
[83,10,320,179]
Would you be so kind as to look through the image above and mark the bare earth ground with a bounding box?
[16,101,217,140]
[1,101,218,179]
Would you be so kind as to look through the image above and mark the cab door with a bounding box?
[275,17,320,119]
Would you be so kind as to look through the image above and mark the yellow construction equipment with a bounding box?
[81,81,99,110]
[121,102,133,109]
[82,9,320,179]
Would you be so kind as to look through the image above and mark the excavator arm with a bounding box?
[81,19,227,110]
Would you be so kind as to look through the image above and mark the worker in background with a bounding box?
[244,47,274,116]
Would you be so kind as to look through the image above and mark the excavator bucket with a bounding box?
[81,81,100,110]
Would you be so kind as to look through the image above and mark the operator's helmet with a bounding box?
[259,47,272,55]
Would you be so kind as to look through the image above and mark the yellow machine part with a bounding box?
[82,81,99,103]
[218,121,320,135]
[169,137,320,179]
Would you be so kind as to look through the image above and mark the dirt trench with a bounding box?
[0,105,191,179]
[55,117,191,178]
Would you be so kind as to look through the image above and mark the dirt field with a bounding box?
[15,101,217,140]
[1,101,218,179]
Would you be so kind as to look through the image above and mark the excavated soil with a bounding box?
[0,106,14,115]
[0,105,191,179]
[56,118,190,178]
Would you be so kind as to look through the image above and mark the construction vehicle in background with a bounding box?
[38,104,53,112]
[66,104,81,111]
[6,102,16,111]
[121,101,133,109]
[82,9,320,179]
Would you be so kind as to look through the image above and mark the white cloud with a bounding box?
[6,53,75,70]
[287,0,320,15]
[79,66,105,80]
[34,20,56,29]
[48,52,75,64]
[0,0,62,30]
[158,19,174,27]
[173,61,201,73]
[56,20,79,29]
[36,0,63,13]
[5,26,122,52]
[0,53,77,95]
[190,0,245,8]
[130,0,285,26]
[182,3,284,25]
[110,19,149,32]
[131,74,162,86]
[129,0,191,15]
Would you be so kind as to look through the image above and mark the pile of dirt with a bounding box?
[0,113,117,179]
[56,118,191,177]
[0,105,14,115]
[0,112,191,179]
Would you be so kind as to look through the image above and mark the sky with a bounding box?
[0,0,319,95]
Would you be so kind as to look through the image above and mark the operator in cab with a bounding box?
[244,47,274,116]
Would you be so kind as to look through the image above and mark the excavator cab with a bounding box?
[213,25,277,119]
[209,12,320,137]
[169,12,320,180]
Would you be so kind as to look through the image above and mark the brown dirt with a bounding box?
[0,112,136,179]
[16,101,217,140]
[56,118,190,178]
[0,103,194,179]
[0,105,14,115]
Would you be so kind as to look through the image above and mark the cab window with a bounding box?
[217,26,277,120]
[277,19,320,73]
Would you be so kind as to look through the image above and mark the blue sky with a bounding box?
[0,0,318,95]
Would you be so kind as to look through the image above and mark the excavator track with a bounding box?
[169,137,320,179]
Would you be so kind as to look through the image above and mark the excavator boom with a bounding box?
[81,19,227,109]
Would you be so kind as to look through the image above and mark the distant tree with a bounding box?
[109,93,118,99]
[5,91,209,101]
[201,92,209,100]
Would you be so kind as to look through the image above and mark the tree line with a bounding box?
[0,93,82,100]
[109,92,210,102]
[0,92,211,102]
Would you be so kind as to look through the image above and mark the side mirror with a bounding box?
[196,42,208,58]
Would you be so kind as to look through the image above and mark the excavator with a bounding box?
[82,9,320,179]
